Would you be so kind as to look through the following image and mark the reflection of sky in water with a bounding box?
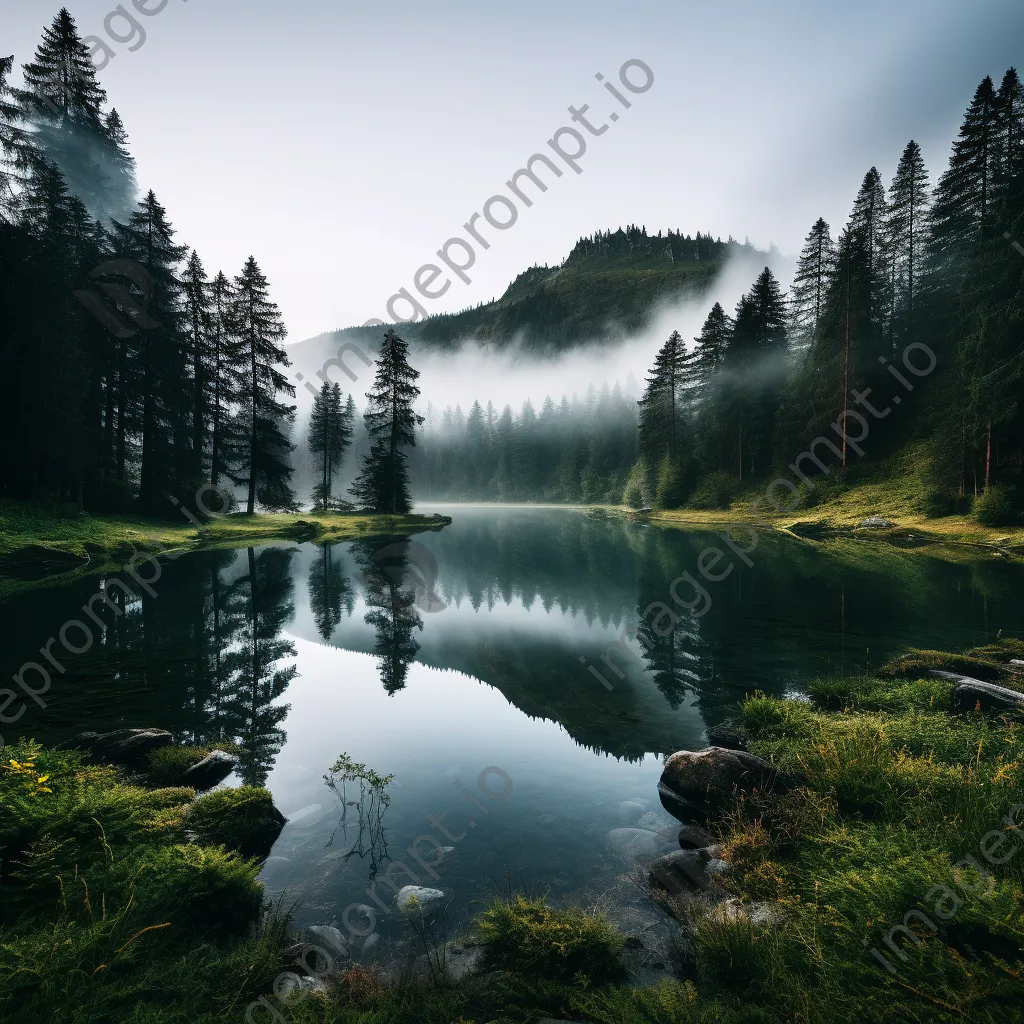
[259,636,682,934]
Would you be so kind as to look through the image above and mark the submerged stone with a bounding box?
[606,826,677,865]
[647,848,711,892]
[395,885,447,920]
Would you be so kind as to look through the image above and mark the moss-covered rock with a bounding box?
[184,786,285,860]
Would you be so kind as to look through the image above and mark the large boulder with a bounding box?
[659,746,804,821]
[69,728,174,763]
[181,749,239,790]
[857,515,893,529]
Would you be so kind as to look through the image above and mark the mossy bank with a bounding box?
[0,499,451,582]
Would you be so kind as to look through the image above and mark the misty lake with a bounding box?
[4,507,1024,955]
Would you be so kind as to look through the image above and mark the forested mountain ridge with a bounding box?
[294,227,764,359]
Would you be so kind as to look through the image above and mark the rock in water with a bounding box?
[617,800,646,823]
[396,886,447,921]
[647,849,711,892]
[55,731,101,751]
[306,925,349,960]
[180,749,239,790]
[659,746,804,821]
[677,824,715,849]
[606,827,678,865]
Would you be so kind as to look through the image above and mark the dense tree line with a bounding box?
[0,9,297,515]
[627,66,1024,521]
[564,225,736,267]
[410,384,638,503]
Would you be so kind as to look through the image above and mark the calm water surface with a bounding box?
[3,507,1023,942]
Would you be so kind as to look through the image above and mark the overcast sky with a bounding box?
[9,0,1024,341]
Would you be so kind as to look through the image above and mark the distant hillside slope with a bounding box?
[288,226,767,375]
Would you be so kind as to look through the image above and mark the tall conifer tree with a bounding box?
[790,218,834,346]
[886,141,931,347]
[350,330,423,514]
[309,381,353,507]
[111,190,188,511]
[230,257,296,514]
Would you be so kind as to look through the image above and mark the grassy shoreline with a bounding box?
[0,500,452,567]
[601,467,1024,558]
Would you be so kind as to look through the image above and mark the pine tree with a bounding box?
[17,9,117,219]
[208,271,238,488]
[886,141,930,348]
[718,268,789,479]
[465,399,488,494]
[100,108,137,221]
[928,76,999,279]
[230,256,296,514]
[309,381,354,507]
[995,68,1023,208]
[637,330,694,506]
[849,167,889,335]
[18,9,106,125]
[0,54,29,221]
[638,330,690,463]
[350,330,424,514]
[15,160,93,499]
[182,250,212,487]
[790,218,834,346]
[111,190,188,512]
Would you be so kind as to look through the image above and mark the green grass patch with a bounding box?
[0,740,287,1023]
[476,893,626,983]
[716,644,1024,1021]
